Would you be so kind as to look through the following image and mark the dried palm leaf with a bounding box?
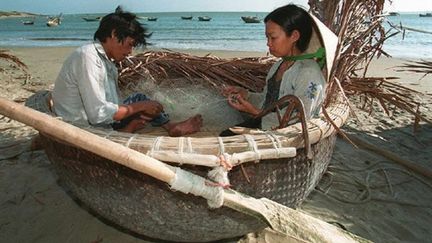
[309,0,430,126]
[396,60,432,78]
[0,49,29,84]
[119,50,274,93]
[0,49,28,70]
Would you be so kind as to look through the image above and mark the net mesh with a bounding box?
[121,77,245,134]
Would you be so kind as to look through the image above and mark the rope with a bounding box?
[170,167,224,208]
[244,134,261,162]
[103,130,114,139]
[265,131,282,158]
[318,158,432,207]
[178,137,186,165]
[148,136,162,157]
[125,134,138,148]
[154,136,163,151]
[217,137,225,154]
[186,137,193,153]
[209,137,231,186]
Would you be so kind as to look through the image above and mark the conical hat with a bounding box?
[304,13,338,81]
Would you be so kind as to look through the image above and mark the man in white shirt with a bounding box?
[52,7,202,135]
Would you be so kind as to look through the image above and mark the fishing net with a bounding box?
[117,51,273,135]
[121,76,246,135]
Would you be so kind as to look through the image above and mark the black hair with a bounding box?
[94,6,151,47]
[264,4,313,52]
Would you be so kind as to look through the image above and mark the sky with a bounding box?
[0,0,431,15]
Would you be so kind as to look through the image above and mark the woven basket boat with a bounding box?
[21,10,348,242]
[26,88,349,242]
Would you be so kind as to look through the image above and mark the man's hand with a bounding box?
[137,100,163,118]
[114,100,163,121]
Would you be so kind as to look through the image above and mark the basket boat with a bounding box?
[26,89,349,242]
[22,9,347,242]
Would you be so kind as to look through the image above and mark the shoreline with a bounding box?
[0,12,40,19]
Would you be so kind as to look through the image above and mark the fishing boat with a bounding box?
[181,15,193,20]
[22,20,34,25]
[419,13,432,17]
[198,16,211,21]
[46,14,62,27]
[22,13,344,242]
[388,12,399,16]
[147,17,158,21]
[241,16,261,23]
[82,16,101,22]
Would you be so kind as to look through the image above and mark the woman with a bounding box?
[221,4,326,136]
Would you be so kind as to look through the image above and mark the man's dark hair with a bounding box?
[94,6,150,47]
[264,4,313,52]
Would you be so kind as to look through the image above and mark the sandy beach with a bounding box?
[1,46,431,242]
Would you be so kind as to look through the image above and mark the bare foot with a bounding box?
[163,115,203,137]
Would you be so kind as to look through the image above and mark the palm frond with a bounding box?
[309,0,430,126]
[0,49,28,70]
[396,60,432,78]
[119,50,273,93]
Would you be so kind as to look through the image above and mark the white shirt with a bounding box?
[52,42,120,127]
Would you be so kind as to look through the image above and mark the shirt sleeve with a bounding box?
[73,51,118,125]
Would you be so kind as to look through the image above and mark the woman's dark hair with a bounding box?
[94,6,151,47]
[264,4,313,52]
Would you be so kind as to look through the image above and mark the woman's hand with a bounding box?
[222,85,247,99]
[227,93,260,116]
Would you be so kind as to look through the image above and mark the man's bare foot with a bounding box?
[163,115,203,137]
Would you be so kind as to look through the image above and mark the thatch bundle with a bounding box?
[119,51,274,93]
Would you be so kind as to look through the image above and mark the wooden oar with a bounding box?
[0,97,367,242]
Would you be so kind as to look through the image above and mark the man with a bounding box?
[52,7,202,135]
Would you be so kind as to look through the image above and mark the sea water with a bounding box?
[0,12,431,59]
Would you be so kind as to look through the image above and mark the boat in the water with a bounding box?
[241,16,261,23]
[82,16,101,22]
[181,15,193,20]
[22,20,34,25]
[419,13,432,17]
[46,14,62,27]
[147,17,158,21]
[388,12,399,16]
[198,16,211,21]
